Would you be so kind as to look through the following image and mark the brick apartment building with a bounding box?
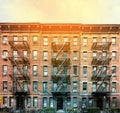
[0,23,120,111]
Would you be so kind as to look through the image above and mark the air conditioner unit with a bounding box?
[3,72,7,75]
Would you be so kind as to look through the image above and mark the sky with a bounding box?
[0,0,120,24]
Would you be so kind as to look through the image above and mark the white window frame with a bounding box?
[43,37,48,45]
[43,66,48,76]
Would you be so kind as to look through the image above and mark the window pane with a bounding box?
[33,81,38,92]
[43,37,48,45]
[112,37,116,45]
[33,65,38,76]
[43,97,47,108]
[2,35,8,44]
[27,97,31,108]
[49,97,54,107]
[33,97,38,108]
[73,97,77,108]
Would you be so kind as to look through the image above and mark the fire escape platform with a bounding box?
[91,42,111,50]
[51,75,70,83]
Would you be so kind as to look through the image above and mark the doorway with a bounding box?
[16,96,25,110]
[57,97,63,110]
[96,98,103,110]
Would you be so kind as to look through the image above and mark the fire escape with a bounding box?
[51,42,71,110]
[91,41,111,109]
[9,40,30,110]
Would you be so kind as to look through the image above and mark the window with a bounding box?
[102,51,107,59]
[102,37,107,45]
[63,51,68,58]
[73,51,78,60]
[102,82,107,91]
[33,36,38,43]
[62,66,68,75]
[83,66,87,77]
[3,97,8,107]
[73,37,78,45]
[43,82,48,93]
[43,37,48,45]
[83,37,87,46]
[73,82,78,93]
[23,36,27,41]
[23,81,28,91]
[92,51,97,58]
[33,81,38,92]
[92,82,97,92]
[53,37,58,44]
[3,81,8,92]
[33,50,38,60]
[3,65,8,76]
[102,66,107,76]
[73,97,77,108]
[43,66,48,76]
[82,98,87,109]
[43,51,48,61]
[12,81,18,91]
[67,97,71,107]
[23,65,28,75]
[13,65,18,75]
[112,51,116,61]
[112,82,116,93]
[43,97,47,108]
[13,51,18,60]
[9,97,14,107]
[112,37,116,45]
[88,98,93,107]
[33,97,38,108]
[53,52,57,58]
[73,66,78,76]
[33,65,38,76]
[23,51,28,58]
[13,81,17,91]
[93,37,97,43]
[63,37,68,43]
[2,35,8,44]
[83,82,87,92]
[92,66,97,76]
[49,97,54,107]
[112,66,116,76]
[27,97,31,108]
[112,97,117,107]
[13,36,18,44]
[83,51,87,61]
[2,50,8,60]
[53,83,57,91]
[53,66,57,75]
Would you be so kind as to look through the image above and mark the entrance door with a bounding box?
[57,98,63,110]
[16,96,25,110]
[96,98,103,110]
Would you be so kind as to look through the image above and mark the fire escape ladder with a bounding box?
[9,41,30,95]
[55,58,67,75]
[51,42,70,97]
[55,43,66,59]
[91,41,111,96]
